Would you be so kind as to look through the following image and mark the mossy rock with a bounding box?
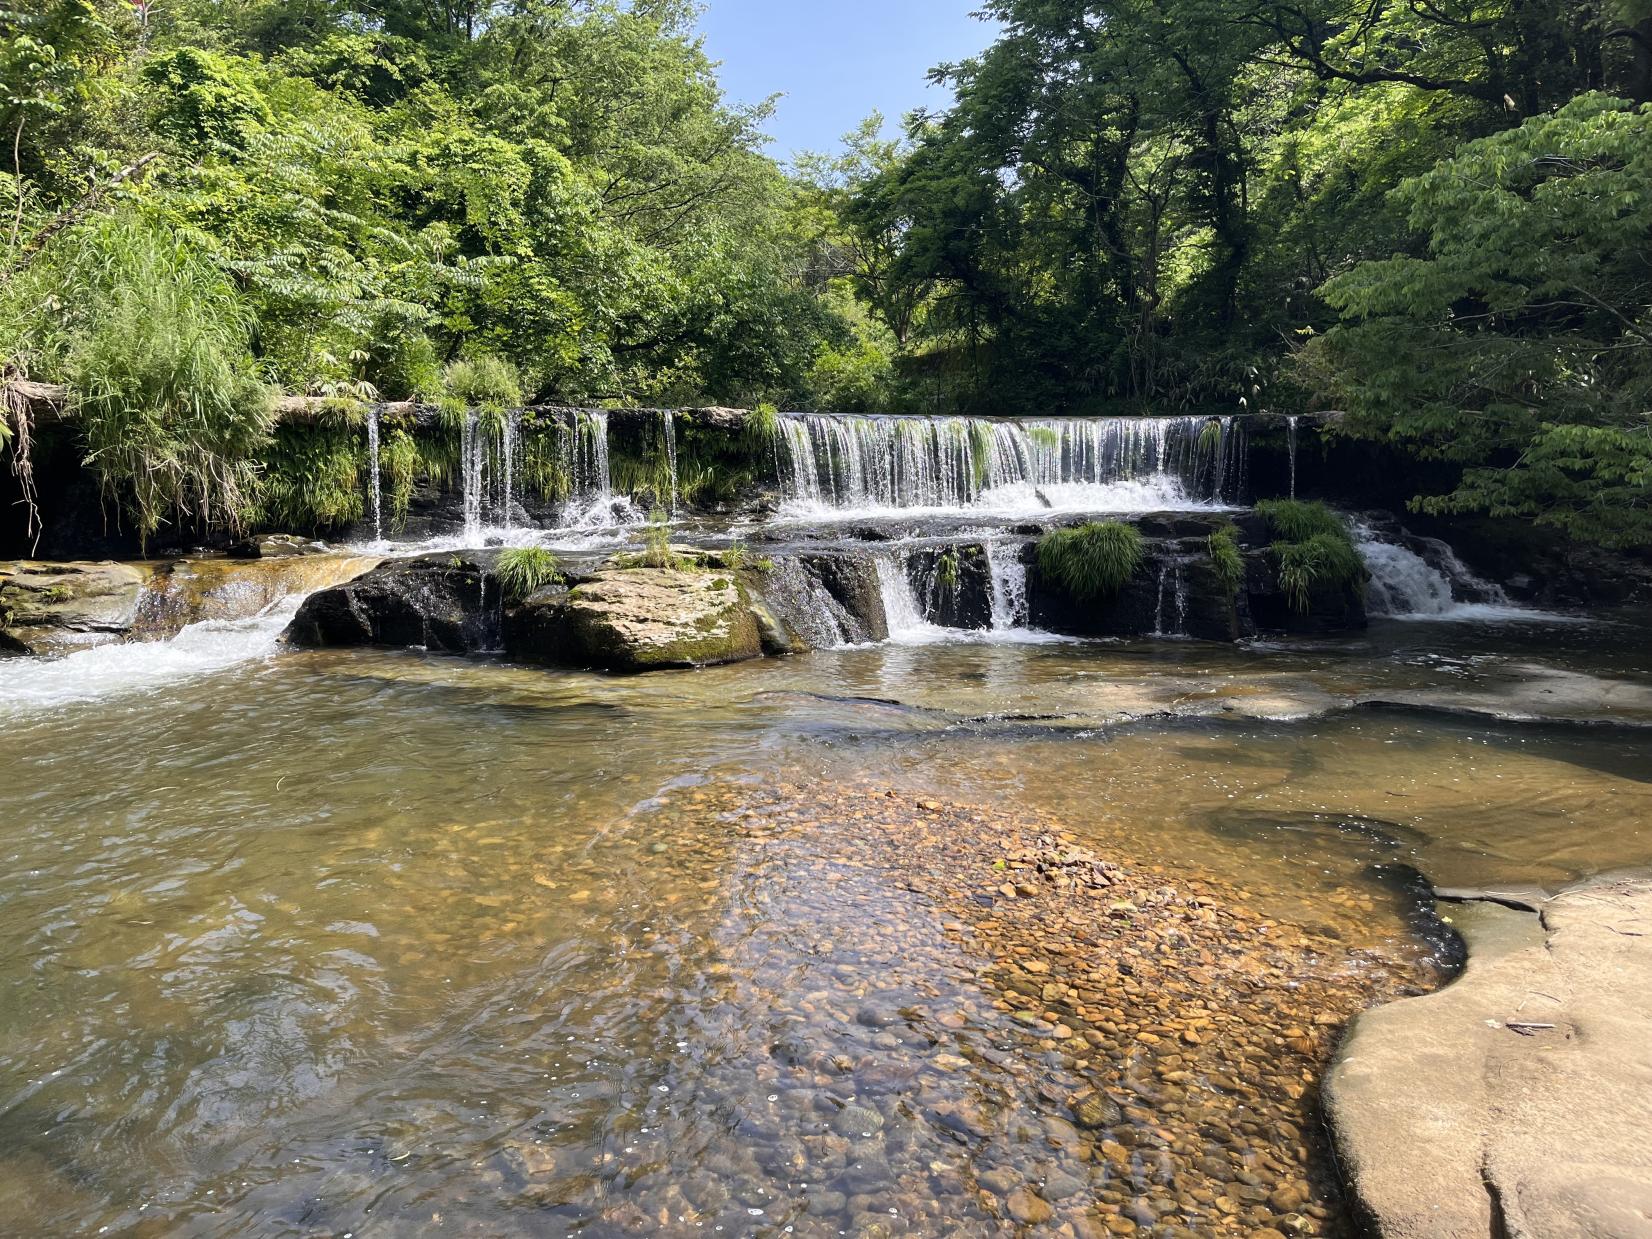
[507,567,763,673]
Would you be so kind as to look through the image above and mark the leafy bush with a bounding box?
[443,356,523,410]
[1207,523,1244,596]
[1256,499,1346,543]
[1037,522,1143,601]
[1273,533,1366,613]
[497,547,562,601]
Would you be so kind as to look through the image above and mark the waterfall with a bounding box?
[1356,524,1525,620]
[873,556,950,644]
[773,414,1245,517]
[1286,415,1300,500]
[660,411,679,513]
[1153,559,1190,636]
[986,542,1029,632]
[365,407,383,543]
[461,410,484,544]
[573,410,612,500]
[500,409,520,533]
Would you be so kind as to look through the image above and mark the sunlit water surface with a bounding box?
[2,618,1649,1236]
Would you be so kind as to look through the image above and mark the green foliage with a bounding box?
[1207,524,1244,596]
[496,546,562,601]
[1256,500,1347,543]
[1037,522,1144,601]
[1255,501,1364,611]
[639,508,684,570]
[255,425,364,533]
[1306,94,1652,548]
[1273,534,1367,613]
[380,425,419,529]
[443,356,522,410]
[5,209,274,543]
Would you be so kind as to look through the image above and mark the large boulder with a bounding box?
[506,567,763,672]
[0,560,154,656]
[284,552,502,652]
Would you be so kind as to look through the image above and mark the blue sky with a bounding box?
[694,1,1000,164]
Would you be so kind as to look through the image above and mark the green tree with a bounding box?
[1306,94,1652,547]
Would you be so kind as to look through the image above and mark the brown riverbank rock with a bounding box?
[510,567,764,672]
[1324,870,1652,1238]
[0,560,154,655]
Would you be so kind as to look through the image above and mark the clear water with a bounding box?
[2,617,1648,1235]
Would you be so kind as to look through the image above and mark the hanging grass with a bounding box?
[497,547,563,601]
[17,210,275,544]
[254,425,365,532]
[1207,523,1244,596]
[1273,533,1366,613]
[1037,521,1144,600]
[1256,499,1346,543]
[380,426,419,530]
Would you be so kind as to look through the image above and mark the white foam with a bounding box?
[0,599,304,718]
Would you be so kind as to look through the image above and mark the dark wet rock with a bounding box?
[749,553,888,650]
[285,552,504,653]
[505,568,763,672]
[1325,871,1652,1239]
[0,560,152,655]
[902,543,994,630]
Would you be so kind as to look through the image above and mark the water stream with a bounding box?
[1,624,1647,1235]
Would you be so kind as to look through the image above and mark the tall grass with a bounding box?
[1037,521,1144,600]
[12,210,274,543]
[1257,500,1365,611]
[1256,499,1346,543]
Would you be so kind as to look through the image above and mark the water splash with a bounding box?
[660,410,679,513]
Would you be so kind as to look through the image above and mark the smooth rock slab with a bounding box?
[1324,871,1652,1238]
[0,560,153,655]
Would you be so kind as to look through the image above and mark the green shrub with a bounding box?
[1207,523,1244,596]
[497,547,563,601]
[1256,499,1346,543]
[1273,533,1366,612]
[443,356,522,409]
[1037,522,1144,600]
[380,426,419,530]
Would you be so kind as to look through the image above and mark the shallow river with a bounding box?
[2,614,1649,1236]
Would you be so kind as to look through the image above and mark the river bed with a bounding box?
[2,611,1649,1235]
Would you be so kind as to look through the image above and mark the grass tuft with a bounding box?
[1037,521,1144,601]
[497,547,563,601]
[1207,523,1244,597]
[1256,499,1346,543]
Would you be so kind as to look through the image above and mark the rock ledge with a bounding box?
[1324,871,1652,1238]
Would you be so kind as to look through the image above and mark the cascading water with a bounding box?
[774,414,1245,518]
[986,542,1030,633]
[365,407,383,543]
[1356,523,1532,621]
[1286,415,1300,500]
[461,411,484,544]
[500,409,520,532]
[1153,559,1190,637]
[660,410,679,513]
[873,556,951,645]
